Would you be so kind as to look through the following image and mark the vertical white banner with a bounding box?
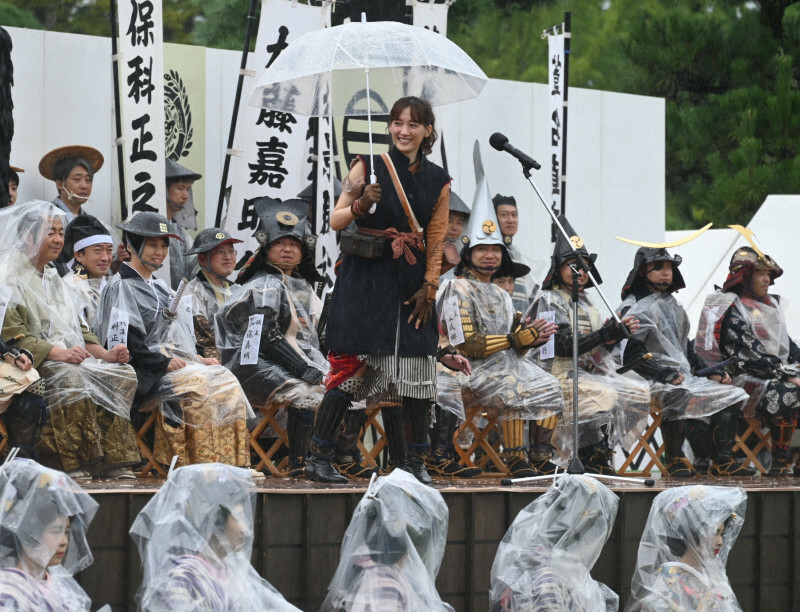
[224,0,328,268]
[314,109,337,297]
[548,30,565,236]
[117,0,167,219]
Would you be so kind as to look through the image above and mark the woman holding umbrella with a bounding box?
[306,96,452,484]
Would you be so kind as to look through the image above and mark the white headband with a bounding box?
[73,234,113,253]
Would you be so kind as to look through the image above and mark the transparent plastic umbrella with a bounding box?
[249,15,488,179]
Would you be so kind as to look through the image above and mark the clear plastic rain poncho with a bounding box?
[625,485,746,612]
[0,458,99,611]
[321,469,454,612]
[215,269,327,410]
[617,293,748,419]
[489,474,620,612]
[0,201,137,420]
[130,463,299,611]
[533,289,650,453]
[696,289,791,413]
[95,266,253,426]
[436,277,563,422]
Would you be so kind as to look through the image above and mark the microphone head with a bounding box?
[489,132,508,151]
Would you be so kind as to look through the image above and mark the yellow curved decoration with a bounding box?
[728,225,767,260]
[614,223,713,248]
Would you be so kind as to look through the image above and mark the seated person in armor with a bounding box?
[61,215,114,328]
[95,212,254,470]
[696,244,800,476]
[216,197,328,478]
[164,159,201,289]
[184,228,242,361]
[625,485,747,611]
[432,143,563,478]
[1,201,140,480]
[531,218,649,475]
[321,469,454,612]
[617,245,753,477]
[490,474,620,612]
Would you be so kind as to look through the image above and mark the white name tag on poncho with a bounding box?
[443,296,465,346]
[538,310,556,360]
[107,307,130,349]
[240,314,264,365]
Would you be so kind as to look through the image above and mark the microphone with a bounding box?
[489,133,541,170]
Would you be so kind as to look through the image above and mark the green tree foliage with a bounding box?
[0,2,43,29]
[450,0,800,229]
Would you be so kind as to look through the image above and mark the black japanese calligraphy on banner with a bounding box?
[224,0,327,272]
[118,0,167,221]
[548,30,566,242]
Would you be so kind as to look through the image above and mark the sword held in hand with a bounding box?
[163,278,189,321]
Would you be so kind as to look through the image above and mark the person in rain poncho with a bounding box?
[184,228,242,361]
[130,463,299,611]
[625,485,746,611]
[321,469,453,611]
[530,218,649,474]
[95,211,253,469]
[432,141,563,478]
[489,474,620,611]
[616,246,753,478]
[164,158,200,290]
[60,215,114,328]
[0,200,139,480]
[695,244,800,476]
[305,96,451,485]
[0,458,100,611]
[216,197,328,478]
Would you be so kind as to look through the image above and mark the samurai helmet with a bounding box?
[723,246,783,293]
[621,246,685,300]
[117,211,182,271]
[461,140,509,250]
[449,189,471,216]
[252,197,310,247]
[541,214,601,290]
[187,228,243,255]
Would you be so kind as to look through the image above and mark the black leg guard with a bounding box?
[708,407,755,476]
[685,418,712,474]
[335,410,366,462]
[400,397,432,484]
[309,389,352,460]
[6,391,47,461]
[287,408,314,476]
[429,404,458,457]
[661,417,697,478]
[380,403,406,466]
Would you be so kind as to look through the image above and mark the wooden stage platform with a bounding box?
[75,474,799,611]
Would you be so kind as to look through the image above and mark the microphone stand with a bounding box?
[500,159,654,488]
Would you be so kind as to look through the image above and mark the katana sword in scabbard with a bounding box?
[694,358,737,377]
[316,292,333,340]
[163,278,189,321]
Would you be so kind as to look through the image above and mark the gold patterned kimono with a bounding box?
[2,257,139,473]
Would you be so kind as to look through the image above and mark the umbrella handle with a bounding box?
[361,13,378,185]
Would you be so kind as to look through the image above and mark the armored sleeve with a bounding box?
[257,307,323,385]
[553,322,622,358]
[423,182,451,290]
[623,337,680,383]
